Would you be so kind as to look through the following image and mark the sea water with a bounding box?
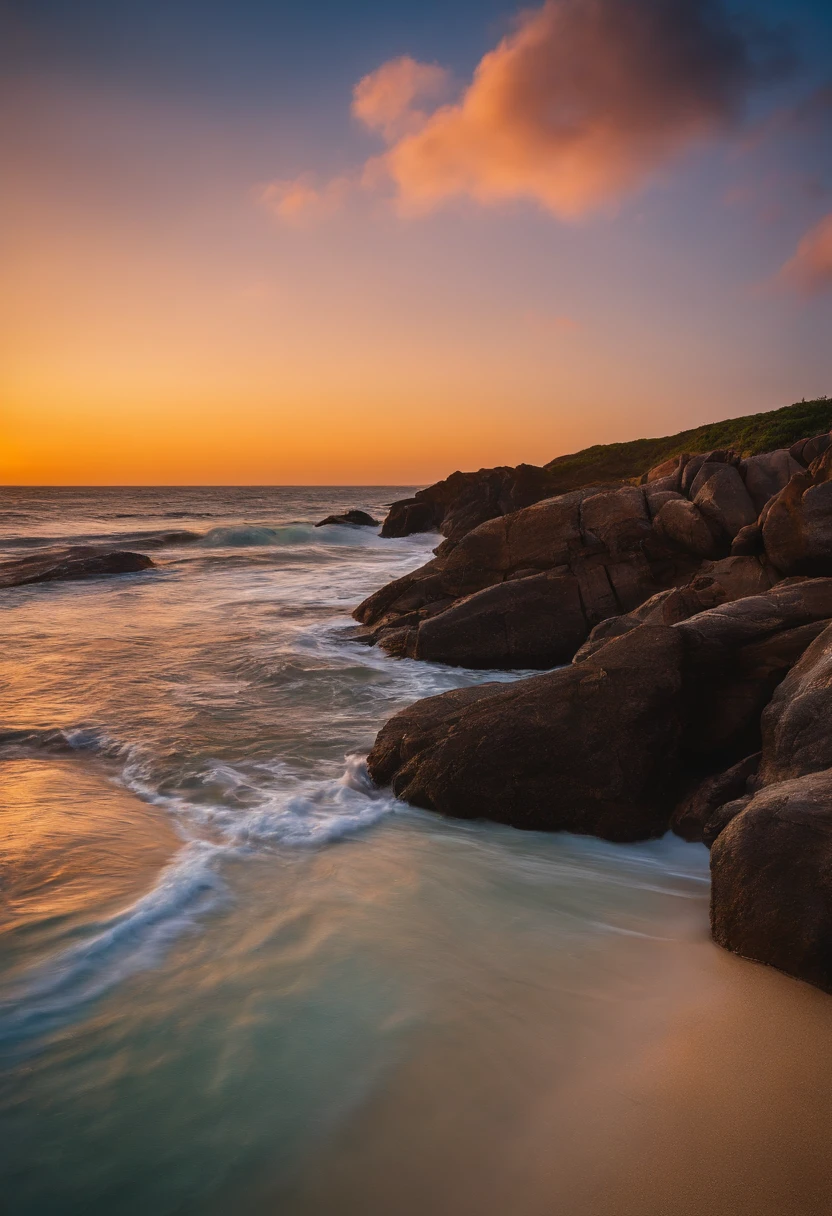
[2,487,832,1216]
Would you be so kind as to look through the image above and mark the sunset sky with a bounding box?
[2,0,831,485]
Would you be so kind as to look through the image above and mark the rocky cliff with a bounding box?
[357,399,832,995]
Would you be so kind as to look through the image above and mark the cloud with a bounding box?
[259,173,353,225]
[374,0,769,217]
[352,56,451,142]
[262,0,779,225]
[779,213,832,295]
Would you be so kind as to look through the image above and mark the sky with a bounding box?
[2,0,831,485]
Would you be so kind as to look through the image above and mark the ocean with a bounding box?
[2,486,832,1216]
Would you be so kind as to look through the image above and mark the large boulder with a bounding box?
[652,499,718,558]
[368,626,687,840]
[692,464,757,542]
[410,571,588,669]
[741,449,804,513]
[0,548,154,588]
[762,448,832,576]
[579,486,651,556]
[710,769,832,993]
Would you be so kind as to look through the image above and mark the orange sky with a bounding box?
[2,1,830,485]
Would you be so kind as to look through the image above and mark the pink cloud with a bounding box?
[374,0,761,218]
[779,213,832,295]
[258,174,353,225]
[262,0,772,225]
[352,55,451,142]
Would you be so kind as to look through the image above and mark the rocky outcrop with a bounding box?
[358,415,832,994]
[367,580,832,840]
[357,484,698,667]
[381,464,561,542]
[315,510,379,528]
[358,426,832,670]
[0,548,154,588]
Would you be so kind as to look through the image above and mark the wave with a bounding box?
[196,523,380,548]
[0,529,201,554]
[0,841,226,1050]
[0,731,395,1051]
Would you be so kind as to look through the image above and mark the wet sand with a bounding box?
[274,932,832,1216]
[1,758,179,971]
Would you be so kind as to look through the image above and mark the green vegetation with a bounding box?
[544,397,832,492]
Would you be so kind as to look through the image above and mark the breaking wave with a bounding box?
[0,726,396,1050]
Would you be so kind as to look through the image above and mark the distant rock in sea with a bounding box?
[0,547,154,587]
[315,510,379,528]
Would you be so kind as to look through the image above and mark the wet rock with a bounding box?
[367,626,687,840]
[710,769,832,993]
[0,548,154,588]
[315,510,379,528]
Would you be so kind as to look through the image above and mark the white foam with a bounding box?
[0,840,226,1049]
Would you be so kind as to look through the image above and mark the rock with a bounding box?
[741,450,804,513]
[680,449,739,496]
[575,560,779,664]
[381,464,560,541]
[671,753,760,843]
[692,465,757,542]
[702,794,752,849]
[652,499,718,558]
[380,498,437,537]
[762,447,832,576]
[645,456,682,483]
[367,625,686,840]
[730,522,764,556]
[0,548,154,588]
[644,488,683,518]
[790,432,831,468]
[675,578,832,652]
[695,555,775,600]
[407,571,588,669]
[758,619,832,785]
[315,510,379,528]
[710,768,832,993]
[579,487,651,556]
[681,617,832,758]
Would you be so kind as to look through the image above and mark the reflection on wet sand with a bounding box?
[1,758,177,968]
[276,934,832,1216]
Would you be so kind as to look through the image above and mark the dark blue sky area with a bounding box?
[4,0,831,113]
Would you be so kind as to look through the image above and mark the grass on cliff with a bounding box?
[544,396,832,492]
